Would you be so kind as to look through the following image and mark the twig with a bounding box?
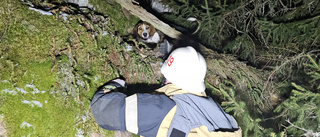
[50,36,57,73]
[264,112,286,121]
[204,0,212,28]
[104,61,109,78]
[191,19,201,35]
[278,0,288,10]
[285,119,308,132]
[283,119,320,137]
[222,18,244,34]
[223,0,255,17]
[67,44,78,67]
[0,21,8,42]
[61,22,78,67]
[72,31,81,50]
[131,0,139,5]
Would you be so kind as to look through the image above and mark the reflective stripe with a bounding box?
[125,94,138,134]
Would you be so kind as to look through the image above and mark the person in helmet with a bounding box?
[90,46,242,137]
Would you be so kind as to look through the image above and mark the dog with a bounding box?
[134,21,164,45]
[132,20,201,59]
[132,21,173,59]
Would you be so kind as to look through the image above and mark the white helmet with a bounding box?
[161,46,207,93]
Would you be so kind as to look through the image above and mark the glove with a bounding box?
[101,78,127,93]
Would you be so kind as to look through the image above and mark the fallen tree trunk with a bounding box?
[115,0,181,39]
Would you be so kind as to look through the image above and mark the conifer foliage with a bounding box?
[274,56,320,136]
[155,0,320,136]
[162,0,320,66]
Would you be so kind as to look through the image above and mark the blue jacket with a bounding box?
[156,84,241,137]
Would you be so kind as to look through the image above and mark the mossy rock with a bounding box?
[89,0,140,35]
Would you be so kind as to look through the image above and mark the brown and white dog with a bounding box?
[134,21,164,44]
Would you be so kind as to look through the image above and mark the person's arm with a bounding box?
[99,78,126,93]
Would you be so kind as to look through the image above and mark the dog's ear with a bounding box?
[148,23,156,37]
[133,22,142,36]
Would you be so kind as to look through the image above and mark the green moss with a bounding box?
[22,61,57,90]
[0,0,78,136]
[0,59,13,82]
[0,1,71,64]
[1,0,157,136]
[0,92,78,136]
[0,59,68,136]
[0,60,56,91]
[89,0,140,35]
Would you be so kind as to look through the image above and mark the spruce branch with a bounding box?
[285,119,320,137]
[223,0,255,17]
[263,52,308,92]
[307,54,320,71]
[206,82,264,136]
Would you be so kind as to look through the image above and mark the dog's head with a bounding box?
[135,21,156,40]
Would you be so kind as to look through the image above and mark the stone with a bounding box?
[0,115,7,137]
[68,0,89,7]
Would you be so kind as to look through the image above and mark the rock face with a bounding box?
[68,0,88,7]
[150,0,173,13]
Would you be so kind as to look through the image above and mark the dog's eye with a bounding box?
[146,26,149,29]
[138,27,142,30]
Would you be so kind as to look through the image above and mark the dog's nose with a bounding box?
[143,33,147,37]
